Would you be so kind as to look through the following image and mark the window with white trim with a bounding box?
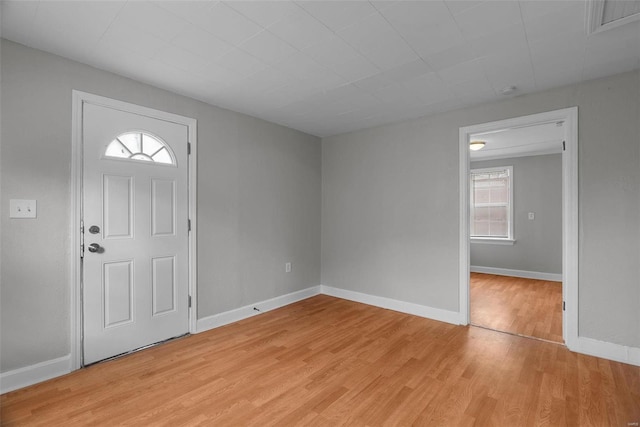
[104,131,176,165]
[470,166,513,240]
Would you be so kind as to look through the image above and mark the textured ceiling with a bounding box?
[2,1,639,137]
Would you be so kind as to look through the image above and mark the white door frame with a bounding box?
[458,107,578,349]
[71,91,198,369]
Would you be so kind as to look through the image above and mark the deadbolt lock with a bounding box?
[89,225,100,234]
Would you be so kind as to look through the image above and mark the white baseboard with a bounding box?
[471,266,562,282]
[1,354,71,394]
[196,286,322,333]
[571,337,640,367]
[5,285,637,394]
[320,285,463,325]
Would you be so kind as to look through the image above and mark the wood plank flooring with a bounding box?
[470,273,563,343]
[2,295,639,426]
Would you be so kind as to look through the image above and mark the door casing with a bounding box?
[458,107,578,349]
[71,91,198,369]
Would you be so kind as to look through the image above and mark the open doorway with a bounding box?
[468,123,563,342]
[458,108,578,347]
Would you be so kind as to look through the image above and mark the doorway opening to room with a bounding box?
[459,108,578,346]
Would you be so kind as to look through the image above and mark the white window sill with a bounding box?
[471,238,516,245]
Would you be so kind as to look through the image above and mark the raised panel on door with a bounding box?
[103,260,134,327]
[152,256,175,315]
[151,178,175,236]
[103,175,133,239]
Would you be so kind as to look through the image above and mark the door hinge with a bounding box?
[80,220,85,258]
[562,140,566,151]
[563,301,566,311]
[188,219,191,232]
[187,142,191,155]
[188,295,192,308]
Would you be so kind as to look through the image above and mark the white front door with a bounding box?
[82,102,190,364]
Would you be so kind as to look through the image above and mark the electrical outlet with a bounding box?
[285,262,292,273]
[10,199,37,218]
[528,212,535,220]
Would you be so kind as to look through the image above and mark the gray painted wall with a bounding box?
[322,70,640,348]
[470,154,562,274]
[0,40,321,372]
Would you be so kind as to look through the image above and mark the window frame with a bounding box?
[103,130,177,167]
[469,165,514,244]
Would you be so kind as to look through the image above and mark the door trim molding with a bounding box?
[458,107,578,350]
[71,91,197,370]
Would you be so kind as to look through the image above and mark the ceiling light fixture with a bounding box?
[469,141,486,151]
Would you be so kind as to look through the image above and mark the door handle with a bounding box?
[87,243,102,253]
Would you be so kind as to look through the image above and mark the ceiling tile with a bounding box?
[453,1,523,38]
[450,76,496,100]
[267,8,334,50]
[380,1,454,30]
[381,59,432,84]
[469,23,528,59]
[239,31,298,66]
[273,51,329,80]
[522,1,586,44]
[480,49,535,93]
[337,12,408,55]
[115,2,189,42]
[359,42,420,71]
[529,31,586,68]
[226,1,300,28]
[193,2,263,45]
[100,20,168,59]
[34,1,124,38]
[155,1,211,24]
[402,72,453,105]
[297,1,378,32]
[437,58,486,85]
[153,45,212,75]
[215,48,268,77]
[444,0,483,16]
[303,35,380,81]
[352,73,395,91]
[170,27,234,60]
[405,22,467,58]
[582,56,640,82]
[423,43,477,72]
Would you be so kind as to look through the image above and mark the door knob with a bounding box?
[87,243,102,253]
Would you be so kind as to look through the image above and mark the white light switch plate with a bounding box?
[10,199,37,218]
[528,212,535,220]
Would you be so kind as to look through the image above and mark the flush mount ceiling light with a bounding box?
[469,141,486,151]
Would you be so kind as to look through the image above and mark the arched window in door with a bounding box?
[104,131,176,165]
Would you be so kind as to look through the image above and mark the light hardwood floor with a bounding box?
[470,272,563,343]
[2,295,638,426]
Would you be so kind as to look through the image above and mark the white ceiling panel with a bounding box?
[213,48,268,77]
[170,27,234,60]
[453,1,523,38]
[267,8,334,50]
[1,0,639,137]
[192,2,263,45]
[99,19,168,59]
[115,1,189,42]
[227,0,299,28]
[297,0,378,32]
[239,30,298,65]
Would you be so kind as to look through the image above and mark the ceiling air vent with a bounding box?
[587,0,640,34]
